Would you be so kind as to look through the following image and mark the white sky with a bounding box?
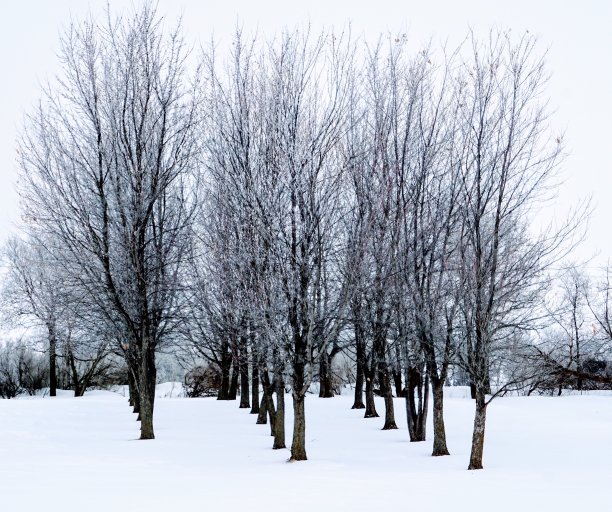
[1,0,611,267]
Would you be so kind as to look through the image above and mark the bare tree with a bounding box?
[529,267,612,392]
[453,31,575,469]
[1,237,68,396]
[18,4,201,438]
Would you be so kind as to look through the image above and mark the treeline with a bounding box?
[3,4,607,471]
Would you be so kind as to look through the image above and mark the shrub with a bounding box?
[184,364,221,398]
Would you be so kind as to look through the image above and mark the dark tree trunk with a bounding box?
[378,364,398,430]
[239,345,250,409]
[48,322,57,397]
[289,352,308,461]
[256,390,268,424]
[363,361,379,418]
[393,342,403,397]
[290,391,307,461]
[431,377,450,456]
[228,362,239,400]
[67,351,83,397]
[273,376,286,449]
[352,367,365,409]
[128,366,140,414]
[393,370,403,398]
[217,343,232,400]
[351,303,366,409]
[266,390,277,436]
[318,351,334,398]
[139,345,156,440]
[406,367,428,442]
[257,370,273,425]
[250,364,260,414]
[468,391,487,470]
[352,331,365,409]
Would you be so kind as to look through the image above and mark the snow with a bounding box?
[0,386,610,511]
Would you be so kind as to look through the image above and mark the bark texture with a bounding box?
[290,392,307,461]
[468,393,487,470]
[431,378,450,456]
[272,377,286,449]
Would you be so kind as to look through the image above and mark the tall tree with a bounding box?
[18,4,201,438]
[1,237,67,396]
[454,31,571,469]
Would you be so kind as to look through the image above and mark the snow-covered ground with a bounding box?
[0,386,610,511]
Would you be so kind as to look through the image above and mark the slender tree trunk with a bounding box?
[406,367,428,442]
[228,362,239,400]
[266,391,277,436]
[364,362,379,418]
[352,338,365,409]
[351,305,366,409]
[431,377,450,456]
[468,391,487,470]
[393,369,403,398]
[67,350,82,397]
[257,370,272,425]
[379,364,398,430]
[48,322,57,397]
[239,345,250,408]
[257,390,268,424]
[393,342,403,397]
[139,345,156,440]
[470,381,476,400]
[273,376,286,449]
[290,391,307,461]
[217,346,232,400]
[318,351,334,398]
[250,364,260,414]
[128,366,140,414]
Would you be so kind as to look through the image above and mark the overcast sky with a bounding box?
[1,0,610,267]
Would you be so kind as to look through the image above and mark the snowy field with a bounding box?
[0,386,610,511]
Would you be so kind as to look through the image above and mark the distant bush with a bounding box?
[184,364,221,398]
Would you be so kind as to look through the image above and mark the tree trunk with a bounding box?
[393,369,403,398]
[48,322,57,397]
[363,362,379,418]
[431,377,450,456]
[273,377,286,449]
[352,369,365,409]
[393,342,403,397]
[256,390,268,424]
[290,391,307,461]
[351,307,366,409]
[217,347,232,400]
[318,351,334,398]
[352,344,365,409]
[379,364,398,430]
[239,347,250,408]
[128,366,140,414]
[406,367,428,442]
[257,370,273,425]
[228,362,239,400]
[139,346,156,440]
[250,364,260,414]
[468,392,487,470]
[67,350,83,397]
[266,391,277,436]
[470,382,476,400]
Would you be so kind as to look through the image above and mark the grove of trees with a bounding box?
[2,4,608,471]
